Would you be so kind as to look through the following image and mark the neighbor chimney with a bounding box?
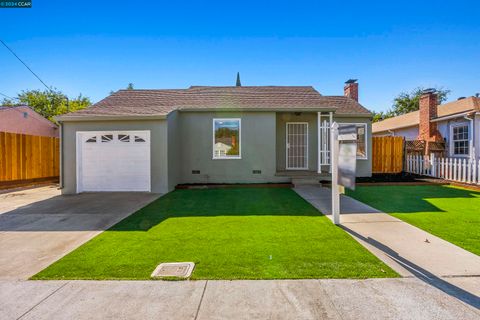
[344,79,358,102]
[418,89,443,154]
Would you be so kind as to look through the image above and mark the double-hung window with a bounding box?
[213,119,241,159]
[451,124,469,156]
[339,123,367,159]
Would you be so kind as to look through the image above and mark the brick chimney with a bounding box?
[418,89,443,154]
[344,79,359,102]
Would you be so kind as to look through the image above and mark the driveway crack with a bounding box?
[194,280,208,320]
[16,281,70,320]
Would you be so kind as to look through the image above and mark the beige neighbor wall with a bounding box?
[61,120,169,194]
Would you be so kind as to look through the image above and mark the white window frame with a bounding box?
[212,118,242,160]
[449,122,470,157]
[338,123,368,160]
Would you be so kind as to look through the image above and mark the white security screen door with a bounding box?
[286,122,308,170]
[76,131,151,192]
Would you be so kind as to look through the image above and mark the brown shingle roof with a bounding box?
[373,96,480,133]
[63,86,371,118]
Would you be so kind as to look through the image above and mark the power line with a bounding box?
[0,92,18,101]
[1,40,51,91]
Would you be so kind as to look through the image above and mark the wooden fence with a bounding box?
[406,154,480,185]
[372,136,404,174]
[0,132,59,183]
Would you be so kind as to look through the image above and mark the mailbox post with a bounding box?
[330,122,357,225]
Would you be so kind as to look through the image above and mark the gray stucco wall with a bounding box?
[276,113,372,177]
[167,111,180,190]
[61,111,372,194]
[61,120,169,194]
[176,111,289,184]
[276,112,318,172]
[335,116,373,177]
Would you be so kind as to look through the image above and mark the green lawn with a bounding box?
[33,188,397,280]
[347,185,480,256]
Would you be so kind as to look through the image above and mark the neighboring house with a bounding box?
[0,105,58,137]
[214,142,232,157]
[373,93,480,159]
[56,80,372,194]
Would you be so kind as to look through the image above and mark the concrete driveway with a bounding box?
[0,186,160,280]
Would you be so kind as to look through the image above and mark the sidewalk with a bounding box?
[1,278,479,320]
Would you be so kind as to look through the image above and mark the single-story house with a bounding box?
[372,92,480,158]
[0,105,58,137]
[56,80,372,194]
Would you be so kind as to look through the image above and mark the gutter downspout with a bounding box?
[59,121,64,189]
[464,114,475,160]
[329,111,333,173]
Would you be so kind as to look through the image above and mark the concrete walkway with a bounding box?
[1,278,479,320]
[0,186,160,280]
[294,186,480,300]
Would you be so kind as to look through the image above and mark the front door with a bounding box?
[286,122,308,170]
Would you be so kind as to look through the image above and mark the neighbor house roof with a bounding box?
[372,96,480,133]
[57,86,371,120]
[0,105,58,137]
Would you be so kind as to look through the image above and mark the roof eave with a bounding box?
[372,123,418,133]
[177,107,338,112]
[55,114,168,122]
[334,112,372,118]
[431,110,477,122]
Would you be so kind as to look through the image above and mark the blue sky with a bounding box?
[1,1,479,112]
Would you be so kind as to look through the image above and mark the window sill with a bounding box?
[213,157,242,160]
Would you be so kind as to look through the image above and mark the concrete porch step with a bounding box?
[291,177,322,186]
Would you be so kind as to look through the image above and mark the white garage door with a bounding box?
[76,131,151,192]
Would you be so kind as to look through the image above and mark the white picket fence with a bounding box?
[405,154,480,185]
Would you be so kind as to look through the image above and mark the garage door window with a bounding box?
[86,136,97,143]
[135,136,146,143]
[101,135,113,143]
[119,134,130,142]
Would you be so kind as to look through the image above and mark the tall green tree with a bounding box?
[391,87,450,116]
[372,87,450,122]
[1,89,91,122]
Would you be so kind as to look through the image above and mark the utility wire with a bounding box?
[0,92,18,101]
[1,39,51,91]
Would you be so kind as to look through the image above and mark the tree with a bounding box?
[372,111,386,123]
[373,87,450,122]
[126,83,134,90]
[1,89,91,122]
[390,87,450,117]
